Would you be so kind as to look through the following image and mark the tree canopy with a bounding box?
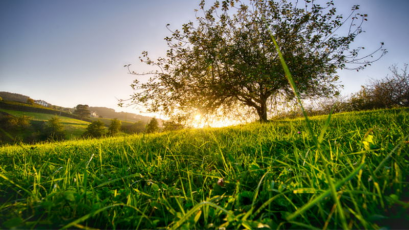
[74,104,91,119]
[350,64,409,110]
[83,120,106,138]
[44,117,66,141]
[146,118,160,133]
[108,118,122,136]
[27,98,35,105]
[126,0,386,122]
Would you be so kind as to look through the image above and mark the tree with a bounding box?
[350,64,409,110]
[108,118,122,136]
[17,116,31,129]
[122,121,146,134]
[163,121,184,132]
[74,104,91,119]
[27,98,35,105]
[146,118,159,133]
[126,0,386,122]
[44,117,65,141]
[0,115,31,131]
[367,64,409,108]
[0,115,18,130]
[83,120,106,138]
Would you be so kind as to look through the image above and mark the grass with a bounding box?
[0,108,408,229]
[90,117,134,127]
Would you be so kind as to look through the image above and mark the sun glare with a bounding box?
[191,113,242,128]
[194,114,202,121]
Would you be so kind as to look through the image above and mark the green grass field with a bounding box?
[0,108,408,229]
[90,117,134,127]
[0,108,90,138]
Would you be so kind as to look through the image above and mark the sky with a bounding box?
[1,0,409,118]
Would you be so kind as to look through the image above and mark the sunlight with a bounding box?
[194,114,201,121]
[191,113,242,128]
[192,113,204,128]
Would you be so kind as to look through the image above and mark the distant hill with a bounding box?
[0,91,30,103]
[89,107,157,124]
[0,100,90,122]
[0,91,158,125]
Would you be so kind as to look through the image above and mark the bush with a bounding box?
[163,121,184,132]
[27,98,35,105]
[0,115,31,130]
[0,115,18,129]
[108,118,121,136]
[350,64,409,110]
[83,120,106,138]
[17,116,31,129]
[122,121,146,134]
[146,118,159,133]
[43,117,66,141]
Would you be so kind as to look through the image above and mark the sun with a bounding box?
[190,113,242,128]
[194,114,201,121]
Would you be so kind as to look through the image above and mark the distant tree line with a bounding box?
[0,92,30,103]
[0,115,65,144]
[0,101,85,121]
[269,64,409,119]
[0,109,182,145]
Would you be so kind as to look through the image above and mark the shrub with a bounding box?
[146,118,159,133]
[163,121,184,132]
[83,120,106,138]
[27,98,35,105]
[350,64,409,110]
[0,115,31,130]
[108,118,121,136]
[43,117,66,141]
[121,121,146,134]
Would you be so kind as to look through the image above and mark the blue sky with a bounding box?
[1,0,408,116]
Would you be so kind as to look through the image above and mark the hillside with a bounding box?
[0,100,86,121]
[0,91,30,103]
[0,108,91,145]
[0,99,153,145]
[89,106,157,124]
[0,91,155,125]
[0,108,90,137]
[0,108,408,229]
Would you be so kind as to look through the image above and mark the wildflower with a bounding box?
[297,131,301,134]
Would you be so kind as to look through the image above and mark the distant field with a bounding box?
[0,108,408,229]
[90,117,134,127]
[0,108,90,138]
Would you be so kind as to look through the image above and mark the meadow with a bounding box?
[0,108,90,138]
[0,108,408,229]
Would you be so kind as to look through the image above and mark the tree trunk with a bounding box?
[256,100,268,122]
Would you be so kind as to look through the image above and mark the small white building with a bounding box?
[90,111,99,118]
[34,100,50,107]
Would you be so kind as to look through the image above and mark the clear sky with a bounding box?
[1,0,408,117]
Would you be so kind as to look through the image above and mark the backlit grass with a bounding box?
[0,108,408,229]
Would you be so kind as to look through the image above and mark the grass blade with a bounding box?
[286,162,365,221]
